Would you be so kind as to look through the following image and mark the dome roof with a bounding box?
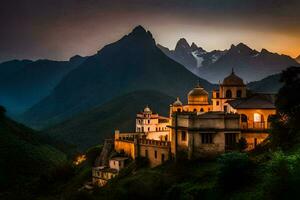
[222,69,245,86]
[144,106,152,113]
[188,83,209,105]
[188,84,208,96]
[173,97,183,106]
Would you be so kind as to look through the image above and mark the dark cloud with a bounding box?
[0,0,299,61]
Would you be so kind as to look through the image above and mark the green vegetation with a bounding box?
[0,113,68,199]
[1,67,300,199]
[44,90,174,150]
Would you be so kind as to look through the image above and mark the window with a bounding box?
[241,114,248,122]
[226,89,232,98]
[237,90,242,98]
[254,113,261,122]
[145,150,148,158]
[154,150,157,159]
[181,131,187,141]
[225,133,237,149]
[201,133,213,144]
[200,108,204,112]
[161,153,165,163]
[177,108,181,112]
[148,120,150,124]
[216,101,219,106]
[193,109,197,112]
[148,127,150,131]
[216,92,220,98]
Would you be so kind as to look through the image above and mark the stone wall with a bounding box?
[138,139,170,167]
[114,140,136,159]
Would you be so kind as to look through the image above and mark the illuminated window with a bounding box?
[254,113,261,122]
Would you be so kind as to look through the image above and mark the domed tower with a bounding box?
[185,83,211,112]
[170,97,183,115]
[188,84,209,105]
[212,69,247,112]
[221,69,246,99]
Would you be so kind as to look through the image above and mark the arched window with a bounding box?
[193,109,197,112]
[177,108,181,112]
[241,114,248,122]
[200,108,204,112]
[254,113,262,122]
[226,89,232,98]
[216,101,219,106]
[237,90,242,98]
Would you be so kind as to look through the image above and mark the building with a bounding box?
[110,70,276,167]
[170,112,241,160]
[92,157,129,187]
[136,106,170,141]
[170,83,212,114]
[92,166,118,187]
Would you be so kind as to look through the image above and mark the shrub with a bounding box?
[263,151,300,199]
[217,152,254,193]
[237,137,248,152]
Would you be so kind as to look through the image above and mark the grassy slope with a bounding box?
[0,116,67,199]
[44,90,174,150]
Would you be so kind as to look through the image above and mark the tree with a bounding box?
[270,67,300,149]
[237,137,248,152]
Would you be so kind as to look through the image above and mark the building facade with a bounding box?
[108,70,276,168]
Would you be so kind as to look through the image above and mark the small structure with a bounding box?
[109,157,129,171]
[92,166,118,187]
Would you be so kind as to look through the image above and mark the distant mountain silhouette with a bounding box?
[0,56,87,115]
[158,40,299,83]
[44,90,174,150]
[296,55,300,63]
[22,26,213,128]
[247,73,282,93]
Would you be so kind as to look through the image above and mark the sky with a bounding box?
[1,0,300,62]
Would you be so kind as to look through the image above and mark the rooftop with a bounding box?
[227,93,276,109]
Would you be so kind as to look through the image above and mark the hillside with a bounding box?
[0,112,67,199]
[248,73,282,93]
[22,26,213,129]
[44,90,174,150]
[158,40,299,83]
[0,56,86,115]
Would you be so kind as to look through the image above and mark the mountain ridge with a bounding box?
[21,25,213,129]
[158,39,299,83]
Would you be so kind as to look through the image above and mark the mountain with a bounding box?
[0,112,67,199]
[296,55,300,63]
[22,26,213,128]
[158,40,299,83]
[0,55,87,115]
[44,90,174,150]
[247,73,282,93]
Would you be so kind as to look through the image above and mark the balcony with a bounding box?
[241,121,271,131]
